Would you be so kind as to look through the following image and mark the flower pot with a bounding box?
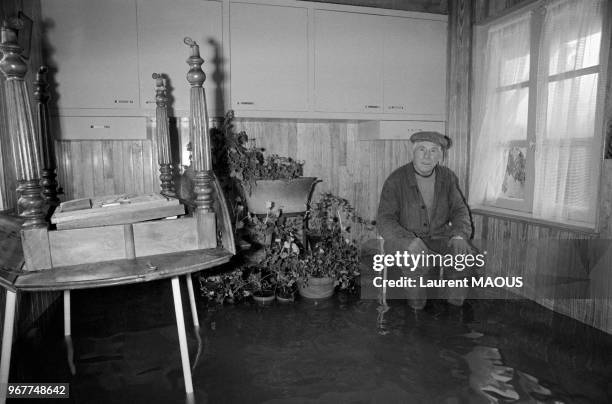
[275,292,295,303]
[298,276,335,299]
[242,177,319,214]
[252,290,275,304]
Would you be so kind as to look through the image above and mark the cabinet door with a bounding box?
[229,2,308,112]
[137,0,223,116]
[383,16,447,118]
[41,0,140,109]
[314,10,384,113]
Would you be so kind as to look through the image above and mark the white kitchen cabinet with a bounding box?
[41,0,140,110]
[137,0,223,116]
[314,10,384,114]
[229,2,309,112]
[383,16,447,119]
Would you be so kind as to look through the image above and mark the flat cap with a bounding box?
[410,131,451,149]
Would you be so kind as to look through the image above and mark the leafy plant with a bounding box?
[306,193,375,248]
[257,220,302,298]
[210,110,304,195]
[245,267,276,296]
[199,268,251,304]
[299,218,360,292]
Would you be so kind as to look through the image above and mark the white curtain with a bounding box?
[469,15,531,206]
[533,0,603,225]
[470,0,604,226]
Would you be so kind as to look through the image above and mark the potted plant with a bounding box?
[297,193,372,299]
[296,226,360,299]
[246,267,276,304]
[257,221,301,302]
[211,110,318,215]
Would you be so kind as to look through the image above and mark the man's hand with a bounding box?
[448,237,472,255]
[407,237,430,255]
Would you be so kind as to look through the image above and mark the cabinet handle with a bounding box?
[365,105,380,109]
[90,125,111,129]
[388,105,404,110]
[114,99,134,104]
[237,101,254,105]
[145,100,156,104]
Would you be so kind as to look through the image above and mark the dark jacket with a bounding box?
[376,163,472,249]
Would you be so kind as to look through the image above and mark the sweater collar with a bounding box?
[406,162,438,187]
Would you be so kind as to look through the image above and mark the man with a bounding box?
[376,131,473,310]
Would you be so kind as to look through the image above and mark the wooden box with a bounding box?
[20,193,217,271]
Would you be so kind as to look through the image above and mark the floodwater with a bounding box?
[10,281,612,404]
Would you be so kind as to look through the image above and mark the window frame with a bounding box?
[471,0,610,229]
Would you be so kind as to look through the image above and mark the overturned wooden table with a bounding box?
[0,218,232,400]
[0,25,234,403]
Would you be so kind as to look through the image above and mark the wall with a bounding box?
[448,0,612,333]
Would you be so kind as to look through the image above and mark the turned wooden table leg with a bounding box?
[171,276,194,394]
[0,290,17,404]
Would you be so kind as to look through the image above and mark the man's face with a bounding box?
[412,141,443,175]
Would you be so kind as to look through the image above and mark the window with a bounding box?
[469,0,608,227]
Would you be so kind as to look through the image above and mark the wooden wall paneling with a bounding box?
[472,213,482,238]
[69,142,81,199]
[357,139,369,218]
[112,140,125,195]
[133,141,145,194]
[123,141,136,196]
[92,141,105,196]
[524,223,539,299]
[342,123,358,203]
[322,122,332,194]
[56,140,70,200]
[321,122,333,194]
[378,141,388,217]
[312,121,323,193]
[446,0,472,192]
[130,141,143,194]
[368,139,377,219]
[336,122,347,167]
[366,139,375,220]
[508,221,519,279]
[493,217,504,277]
[287,122,298,159]
[82,142,95,197]
[329,122,340,192]
[102,140,114,195]
[142,138,155,195]
[295,121,309,178]
[600,161,612,237]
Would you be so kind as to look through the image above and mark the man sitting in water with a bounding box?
[376,131,474,310]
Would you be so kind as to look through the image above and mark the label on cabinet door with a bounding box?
[53,116,147,140]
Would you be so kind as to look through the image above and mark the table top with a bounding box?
[2,248,232,292]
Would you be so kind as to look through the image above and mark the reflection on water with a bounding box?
[11,282,612,404]
[193,297,608,404]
